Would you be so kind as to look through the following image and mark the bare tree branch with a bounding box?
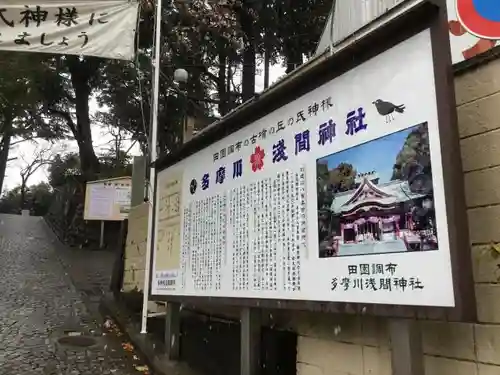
[10,137,36,147]
[18,144,55,207]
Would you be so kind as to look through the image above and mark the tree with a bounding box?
[94,112,135,167]
[275,0,331,73]
[0,182,53,215]
[18,145,53,208]
[316,161,332,210]
[0,52,68,195]
[49,0,333,169]
[28,182,54,216]
[316,161,356,213]
[329,162,356,193]
[99,0,260,155]
[34,55,104,179]
[0,186,22,213]
[48,148,132,188]
[391,124,431,181]
[47,152,81,187]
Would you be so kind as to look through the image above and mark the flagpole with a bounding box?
[141,0,163,334]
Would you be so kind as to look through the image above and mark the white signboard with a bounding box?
[153,29,456,307]
[84,177,132,221]
[0,0,139,60]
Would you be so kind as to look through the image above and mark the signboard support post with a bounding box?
[240,307,261,375]
[389,319,424,375]
[100,221,105,249]
[131,156,146,207]
[164,301,180,360]
[110,219,127,296]
[141,0,163,334]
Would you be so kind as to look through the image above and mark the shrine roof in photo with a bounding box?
[330,177,425,214]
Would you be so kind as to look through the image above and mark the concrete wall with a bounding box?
[123,202,149,292]
[292,57,500,375]
[122,202,163,312]
[122,116,197,309]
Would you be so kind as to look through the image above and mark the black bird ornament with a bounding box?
[372,99,406,123]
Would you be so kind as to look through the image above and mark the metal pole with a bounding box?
[100,220,105,249]
[141,0,162,334]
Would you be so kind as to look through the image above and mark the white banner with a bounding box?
[0,0,139,60]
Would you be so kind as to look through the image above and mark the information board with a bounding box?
[84,177,132,221]
[152,27,458,308]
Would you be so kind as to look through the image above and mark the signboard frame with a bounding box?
[150,1,476,322]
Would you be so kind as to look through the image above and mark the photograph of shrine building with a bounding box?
[316,122,438,258]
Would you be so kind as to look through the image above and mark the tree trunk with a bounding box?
[284,0,303,74]
[239,2,256,102]
[0,110,13,196]
[20,176,27,209]
[264,48,270,89]
[218,43,229,116]
[227,62,233,109]
[67,57,100,180]
[284,39,303,73]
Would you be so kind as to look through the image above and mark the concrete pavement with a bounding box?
[0,214,146,375]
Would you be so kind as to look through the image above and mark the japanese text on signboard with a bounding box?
[331,263,425,292]
[0,1,139,60]
[191,97,368,193]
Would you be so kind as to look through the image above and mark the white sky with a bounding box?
[3,63,286,193]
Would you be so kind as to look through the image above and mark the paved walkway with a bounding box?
[0,214,145,375]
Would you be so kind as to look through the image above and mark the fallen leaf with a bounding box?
[122,342,134,351]
[134,365,149,372]
[492,242,500,255]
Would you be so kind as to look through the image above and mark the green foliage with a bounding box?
[391,124,431,181]
[98,150,133,180]
[48,151,132,187]
[0,54,43,114]
[99,0,333,155]
[328,162,356,193]
[259,0,332,71]
[0,0,333,190]
[0,53,68,140]
[316,161,355,243]
[0,182,53,216]
[0,186,22,213]
[47,152,81,187]
[316,161,356,211]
